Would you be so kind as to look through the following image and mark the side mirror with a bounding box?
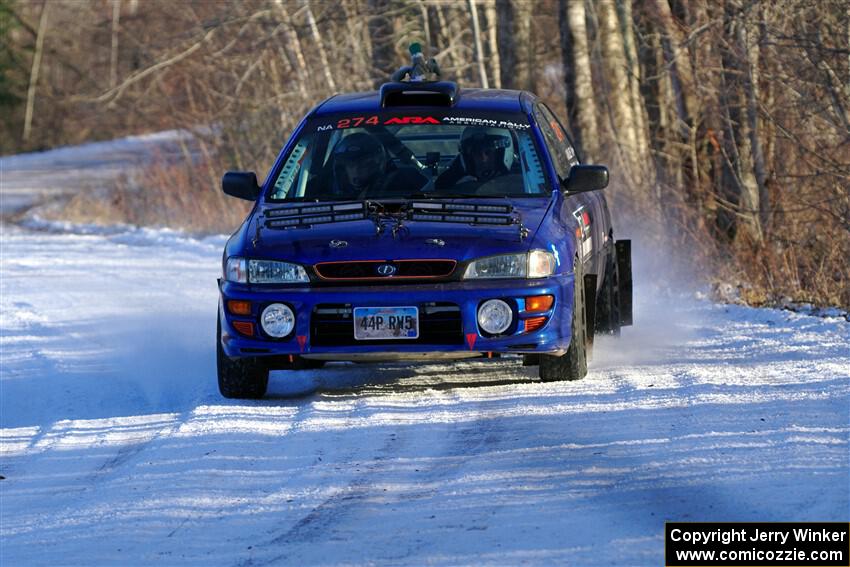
[563,165,608,193]
[222,171,260,201]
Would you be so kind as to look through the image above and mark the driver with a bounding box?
[332,132,388,196]
[435,126,512,191]
[317,131,427,199]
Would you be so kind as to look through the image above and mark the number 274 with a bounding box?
[337,116,380,129]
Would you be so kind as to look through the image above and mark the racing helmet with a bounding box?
[459,127,513,179]
[333,132,387,191]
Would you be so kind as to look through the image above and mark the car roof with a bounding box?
[310,87,536,117]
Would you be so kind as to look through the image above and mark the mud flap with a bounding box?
[584,273,597,353]
[615,239,633,326]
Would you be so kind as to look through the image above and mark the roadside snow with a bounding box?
[1,221,847,566]
[0,130,195,216]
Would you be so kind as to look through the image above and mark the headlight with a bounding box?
[248,259,309,283]
[225,257,309,283]
[463,250,556,279]
[464,253,526,279]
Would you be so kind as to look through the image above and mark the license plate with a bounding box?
[353,306,419,340]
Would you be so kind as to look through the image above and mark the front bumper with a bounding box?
[219,275,574,361]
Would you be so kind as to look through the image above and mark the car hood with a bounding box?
[249,199,553,264]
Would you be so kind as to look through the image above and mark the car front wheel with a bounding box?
[539,257,588,382]
[217,315,269,399]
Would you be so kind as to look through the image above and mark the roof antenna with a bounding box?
[391,43,440,82]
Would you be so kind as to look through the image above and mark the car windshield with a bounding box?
[267,114,550,201]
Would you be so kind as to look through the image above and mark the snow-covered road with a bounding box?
[1,223,847,566]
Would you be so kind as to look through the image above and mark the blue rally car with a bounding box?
[217,79,632,398]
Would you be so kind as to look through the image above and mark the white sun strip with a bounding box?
[0,426,41,457]
[31,413,181,452]
[172,405,301,438]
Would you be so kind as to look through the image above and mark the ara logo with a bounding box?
[376,264,397,276]
[383,116,441,125]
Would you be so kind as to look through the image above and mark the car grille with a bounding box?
[311,302,464,346]
[313,260,456,281]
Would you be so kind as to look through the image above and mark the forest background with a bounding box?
[1,0,848,308]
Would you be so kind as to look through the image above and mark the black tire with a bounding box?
[595,242,622,336]
[217,315,269,399]
[539,257,588,382]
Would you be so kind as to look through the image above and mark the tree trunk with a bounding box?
[23,1,50,143]
[598,0,648,187]
[741,13,768,240]
[274,0,309,99]
[419,1,430,55]
[425,4,440,54]
[560,0,599,161]
[468,0,489,88]
[690,0,725,207]
[303,1,337,93]
[618,0,650,170]
[719,2,763,244]
[485,0,501,88]
[435,5,458,74]
[110,0,121,89]
[368,0,394,88]
[343,0,371,91]
[513,0,533,90]
[651,0,696,141]
[495,0,516,89]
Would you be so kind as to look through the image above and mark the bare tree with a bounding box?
[22,0,49,142]
[485,0,501,88]
[598,0,653,197]
[495,0,516,88]
[513,0,533,90]
[719,2,764,244]
[303,1,337,93]
[560,0,599,160]
[368,0,394,87]
[468,0,489,88]
[110,0,120,89]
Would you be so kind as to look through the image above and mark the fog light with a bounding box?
[261,303,295,338]
[478,299,513,335]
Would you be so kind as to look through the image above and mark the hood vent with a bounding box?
[380,81,459,108]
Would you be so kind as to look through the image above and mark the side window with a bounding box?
[536,104,579,180]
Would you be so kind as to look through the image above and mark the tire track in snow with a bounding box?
[241,378,513,567]
[238,399,406,566]
[158,398,319,543]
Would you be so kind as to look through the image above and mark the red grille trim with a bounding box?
[314,259,457,281]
